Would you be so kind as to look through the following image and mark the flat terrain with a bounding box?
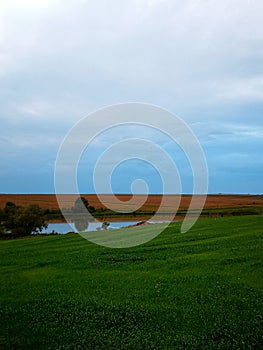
[0,193,262,211]
[0,215,262,349]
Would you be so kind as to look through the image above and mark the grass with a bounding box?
[0,215,262,349]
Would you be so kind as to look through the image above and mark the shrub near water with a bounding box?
[0,215,262,349]
[0,202,47,238]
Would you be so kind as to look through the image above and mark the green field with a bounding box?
[0,216,262,349]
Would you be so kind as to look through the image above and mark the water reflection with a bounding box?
[41,221,145,234]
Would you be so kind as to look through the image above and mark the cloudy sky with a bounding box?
[0,0,262,194]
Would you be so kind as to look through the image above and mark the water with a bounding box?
[40,221,155,234]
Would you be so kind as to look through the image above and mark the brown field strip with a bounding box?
[0,194,262,212]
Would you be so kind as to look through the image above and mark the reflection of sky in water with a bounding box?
[40,221,172,234]
[41,222,141,234]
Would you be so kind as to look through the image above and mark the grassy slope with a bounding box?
[0,216,262,349]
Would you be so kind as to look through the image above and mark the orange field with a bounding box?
[0,194,262,212]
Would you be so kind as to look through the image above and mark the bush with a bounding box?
[0,202,47,238]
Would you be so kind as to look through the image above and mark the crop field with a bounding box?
[0,215,262,349]
[0,194,262,212]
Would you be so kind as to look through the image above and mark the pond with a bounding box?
[40,221,163,234]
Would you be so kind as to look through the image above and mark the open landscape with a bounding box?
[0,215,262,349]
[1,1,263,349]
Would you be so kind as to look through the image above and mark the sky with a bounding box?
[0,0,262,194]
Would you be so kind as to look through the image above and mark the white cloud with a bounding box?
[0,134,59,150]
[18,101,48,117]
[1,0,262,117]
[1,0,262,84]
[217,77,263,102]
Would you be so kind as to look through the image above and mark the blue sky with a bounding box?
[0,0,262,194]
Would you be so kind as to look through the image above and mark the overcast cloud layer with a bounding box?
[0,0,262,194]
